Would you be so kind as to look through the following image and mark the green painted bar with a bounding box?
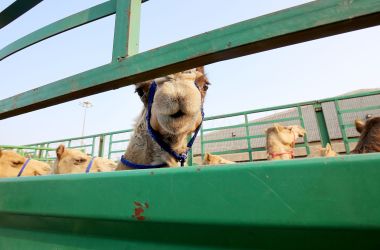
[297,106,310,155]
[0,0,116,61]
[112,0,141,62]
[335,100,351,154]
[0,145,53,151]
[205,89,380,121]
[112,139,130,143]
[245,114,253,161]
[314,103,331,147]
[200,125,205,160]
[339,105,380,114]
[2,0,380,119]
[203,116,301,133]
[0,0,43,29]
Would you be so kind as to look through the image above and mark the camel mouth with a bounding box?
[170,110,185,119]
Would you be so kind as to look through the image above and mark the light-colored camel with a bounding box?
[203,153,235,165]
[0,149,52,177]
[319,143,338,157]
[54,145,117,174]
[117,67,209,170]
[352,117,380,153]
[266,124,306,160]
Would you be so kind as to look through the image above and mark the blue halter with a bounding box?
[85,157,96,173]
[17,158,31,177]
[120,80,204,169]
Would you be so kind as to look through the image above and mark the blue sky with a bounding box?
[1,0,379,145]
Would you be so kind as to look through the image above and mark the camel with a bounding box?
[203,153,235,165]
[117,67,210,170]
[54,145,117,174]
[0,149,52,177]
[266,124,306,160]
[319,143,338,157]
[351,117,380,153]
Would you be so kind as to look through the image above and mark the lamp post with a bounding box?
[79,101,93,146]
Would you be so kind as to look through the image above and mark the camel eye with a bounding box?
[74,158,86,164]
[203,84,209,91]
[11,161,23,167]
[135,88,145,97]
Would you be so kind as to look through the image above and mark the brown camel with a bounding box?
[266,124,306,160]
[117,67,209,170]
[0,149,52,177]
[319,143,338,157]
[203,153,235,165]
[54,145,117,174]
[352,117,380,153]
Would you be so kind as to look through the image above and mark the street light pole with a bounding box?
[79,101,93,146]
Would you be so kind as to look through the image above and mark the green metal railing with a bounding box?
[15,89,379,164]
[0,145,55,162]
[200,89,380,161]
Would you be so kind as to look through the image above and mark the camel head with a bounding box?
[55,145,116,174]
[320,143,338,157]
[203,153,235,165]
[267,124,306,146]
[0,149,52,177]
[352,117,380,153]
[135,67,209,135]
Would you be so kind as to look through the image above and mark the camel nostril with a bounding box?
[170,110,185,119]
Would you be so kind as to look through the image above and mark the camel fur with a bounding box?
[266,124,306,160]
[117,67,209,170]
[319,143,338,157]
[203,153,235,165]
[54,145,117,174]
[0,149,52,177]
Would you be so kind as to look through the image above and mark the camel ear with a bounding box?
[135,81,151,105]
[205,153,211,161]
[355,119,365,133]
[56,144,65,160]
[274,124,283,133]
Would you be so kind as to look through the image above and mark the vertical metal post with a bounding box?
[334,100,351,154]
[91,137,96,156]
[244,114,253,161]
[313,103,331,147]
[98,135,105,157]
[44,143,50,159]
[187,135,193,166]
[297,106,310,155]
[200,125,205,161]
[108,134,113,159]
[112,0,141,62]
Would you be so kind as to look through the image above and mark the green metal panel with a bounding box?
[0,154,380,249]
[0,0,117,61]
[335,100,351,154]
[1,0,380,119]
[0,0,43,29]
[112,0,141,61]
[314,103,331,147]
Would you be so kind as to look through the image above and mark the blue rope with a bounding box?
[85,157,96,173]
[17,158,30,177]
[120,155,167,169]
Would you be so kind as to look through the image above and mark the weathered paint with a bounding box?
[0,154,380,249]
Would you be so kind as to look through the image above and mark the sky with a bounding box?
[0,0,379,146]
